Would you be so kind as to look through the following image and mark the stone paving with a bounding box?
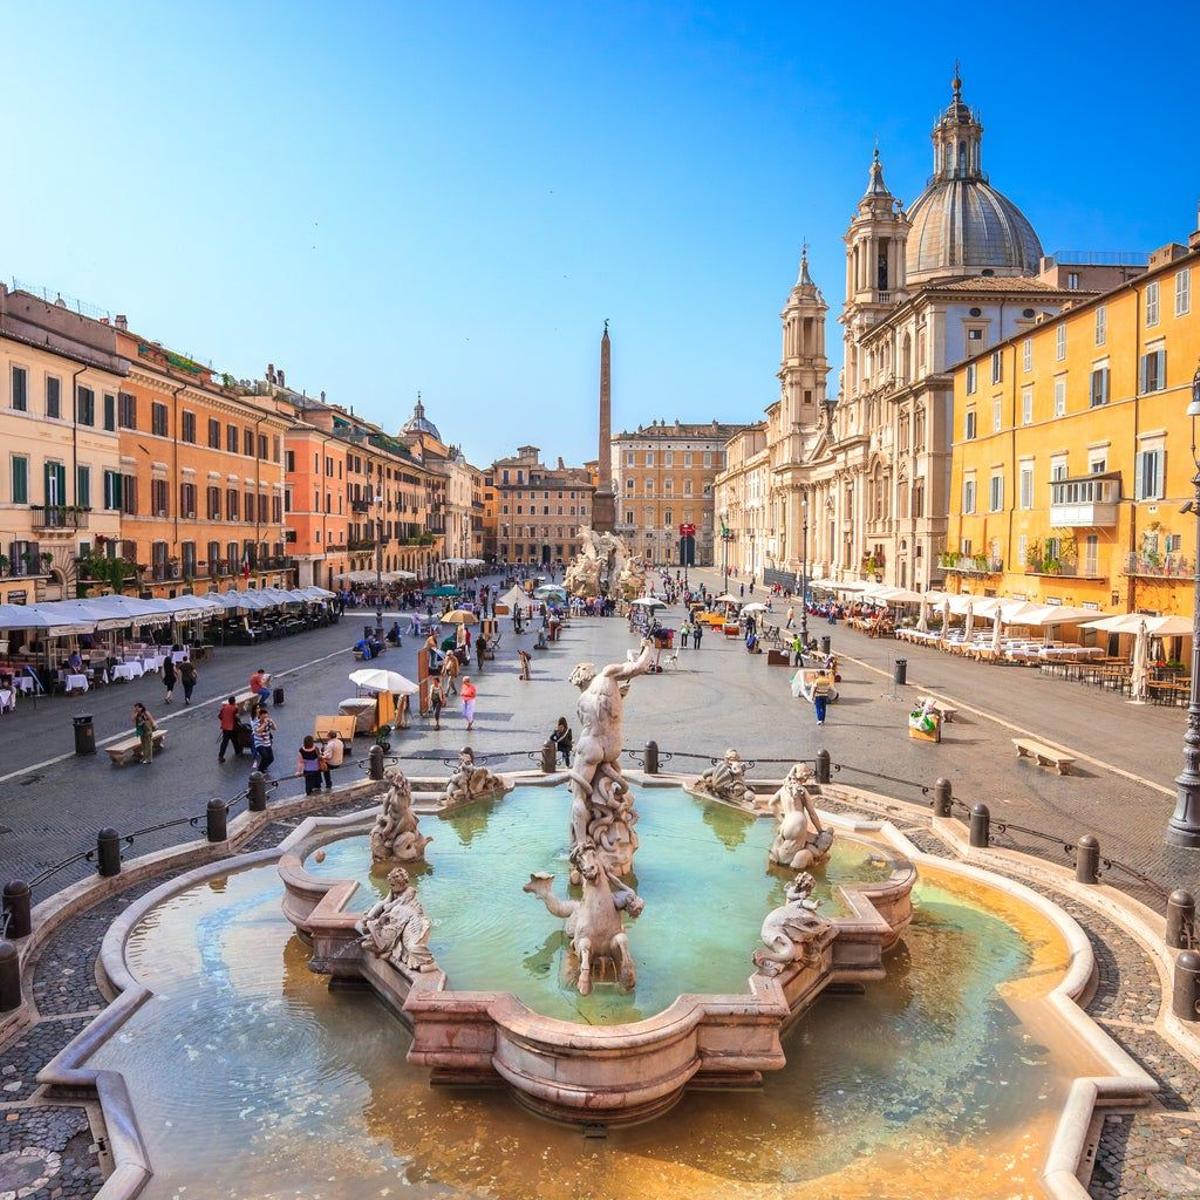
[0,1105,100,1200]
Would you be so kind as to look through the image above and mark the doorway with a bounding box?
[541,544,551,565]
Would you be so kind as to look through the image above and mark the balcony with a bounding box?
[1024,560,1104,580]
[1048,474,1120,528]
[32,505,91,532]
[941,553,1004,576]
[347,538,376,552]
[350,499,372,514]
[1123,552,1194,580]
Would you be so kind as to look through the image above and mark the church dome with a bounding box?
[402,394,441,441]
[904,71,1043,286]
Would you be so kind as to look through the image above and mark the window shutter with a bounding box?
[1157,449,1166,500]
[1138,355,1147,394]
[1134,451,1144,500]
[1156,349,1167,391]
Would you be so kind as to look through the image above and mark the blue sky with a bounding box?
[2,2,1194,466]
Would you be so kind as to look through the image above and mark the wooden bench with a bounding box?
[107,728,167,766]
[918,696,958,723]
[1012,737,1075,775]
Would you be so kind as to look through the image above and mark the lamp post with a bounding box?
[374,491,384,641]
[1168,363,1200,847]
[800,491,809,644]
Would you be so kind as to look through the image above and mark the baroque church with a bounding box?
[753,72,1087,591]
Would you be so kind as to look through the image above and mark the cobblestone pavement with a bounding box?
[0,1105,100,1199]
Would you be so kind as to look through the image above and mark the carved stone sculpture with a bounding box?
[564,526,643,600]
[523,840,641,995]
[442,746,508,809]
[370,766,432,863]
[767,763,833,870]
[753,872,832,977]
[615,553,647,600]
[566,639,654,881]
[359,867,436,973]
[692,748,753,806]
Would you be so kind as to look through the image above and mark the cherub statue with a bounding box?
[358,867,436,974]
[693,748,752,806]
[370,766,432,863]
[767,763,833,870]
[753,872,832,977]
[442,746,507,809]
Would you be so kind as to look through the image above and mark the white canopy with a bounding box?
[1082,612,1193,637]
[300,585,336,600]
[349,668,419,695]
[1018,605,1101,628]
[0,604,94,635]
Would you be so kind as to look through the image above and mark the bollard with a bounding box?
[0,941,19,1012]
[96,827,122,878]
[368,745,385,782]
[933,777,952,819]
[1167,890,1196,950]
[644,740,659,775]
[2,881,31,940]
[815,749,831,784]
[247,771,268,813]
[206,798,228,843]
[1075,834,1100,884]
[1173,950,1200,1022]
[540,741,556,773]
[968,803,990,848]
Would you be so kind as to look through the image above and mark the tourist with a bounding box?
[518,648,531,680]
[132,702,156,766]
[162,655,177,704]
[812,670,833,726]
[792,632,804,667]
[550,716,573,765]
[679,617,691,648]
[786,605,795,629]
[441,649,460,696]
[475,634,486,672]
[67,649,84,673]
[252,706,277,775]
[692,621,703,650]
[249,667,271,707]
[429,678,444,730]
[179,659,198,704]
[297,735,324,795]
[461,675,477,731]
[315,731,342,785]
[217,696,240,762]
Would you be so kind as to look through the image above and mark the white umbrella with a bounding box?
[630,597,666,608]
[0,605,93,635]
[940,599,950,639]
[741,602,769,613]
[963,598,974,641]
[1083,613,1193,637]
[991,611,1003,656]
[916,593,930,633]
[1130,619,1150,702]
[714,593,740,604]
[348,668,419,694]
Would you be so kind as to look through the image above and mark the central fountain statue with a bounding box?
[564,525,647,600]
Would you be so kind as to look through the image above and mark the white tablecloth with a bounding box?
[141,655,164,672]
[112,662,144,682]
[65,673,89,693]
[12,676,34,694]
[171,649,190,663]
[0,689,15,711]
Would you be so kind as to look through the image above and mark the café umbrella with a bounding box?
[442,610,478,625]
[348,668,419,695]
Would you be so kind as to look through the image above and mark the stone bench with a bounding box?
[1012,737,1075,775]
[106,728,167,766]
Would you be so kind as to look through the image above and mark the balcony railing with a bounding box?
[350,499,372,514]
[32,505,90,531]
[1123,553,1194,579]
[1024,560,1104,579]
[347,538,376,552]
[941,554,1004,576]
[1048,474,1120,528]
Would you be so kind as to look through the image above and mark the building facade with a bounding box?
[611,420,744,565]
[492,446,593,565]
[712,424,768,576]
[947,234,1200,618]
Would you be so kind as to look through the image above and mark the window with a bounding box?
[102,469,121,510]
[1022,338,1032,372]
[1135,447,1164,501]
[257,434,268,460]
[272,495,282,523]
[226,424,238,454]
[989,473,1004,512]
[1095,305,1107,345]
[1177,269,1192,317]
[118,392,137,429]
[102,393,114,431]
[76,465,91,509]
[663,509,673,527]
[1139,347,1167,393]
[119,473,137,515]
[962,478,976,514]
[965,363,977,394]
[964,410,976,440]
[1055,325,1066,361]
[180,482,197,517]
[76,386,95,426]
[1051,457,1068,482]
[1084,534,1099,576]
[285,450,295,472]
[258,494,269,522]
[1054,378,1066,417]
[208,418,221,448]
[990,351,1003,384]
[625,452,634,467]
[45,376,60,419]
[151,479,169,516]
[1089,365,1109,407]
[663,451,673,467]
[151,403,168,437]
[1018,534,1028,566]
[684,478,693,496]
[11,456,28,505]
[1021,386,1033,425]
[181,411,196,443]
[10,366,26,412]
[992,397,1002,432]
[703,451,712,467]
[1089,453,1107,474]
[226,489,239,520]
[683,452,693,467]
[207,486,221,519]
[1067,271,1080,290]
[967,327,983,342]
[1146,280,1160,326]
[1019,464,1034,510]
[243,428,254,457]
[645,450,654,467]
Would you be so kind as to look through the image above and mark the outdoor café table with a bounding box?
[171,649,190,663]
[0,687,13,713]
[12,676,34,695]
[64,673,89,694]
[112,662,144,682]
[141,654,164,672]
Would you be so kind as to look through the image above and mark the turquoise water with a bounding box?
[304,785,896,1023]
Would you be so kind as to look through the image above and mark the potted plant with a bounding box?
[0,553,9,577]
[40,551,54,572]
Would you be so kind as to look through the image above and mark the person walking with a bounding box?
[161,656,177,705]
[475,634,486,672]
[441,651,460,696]
[180,659,198,705]
[429,678,444,730]
[217,696,239,762]
[812,671,833,726]
[133,702,156,765]
[251,707,277,775]
[692,621,703,650]
[297,736,324,795]
[785,605,795,630]
[461,676,477,731]
[679,618,691,648]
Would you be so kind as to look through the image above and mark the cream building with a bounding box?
[712,424,767,576]
[0,287,127,602]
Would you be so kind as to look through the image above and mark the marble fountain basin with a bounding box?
[278,782,916,1126]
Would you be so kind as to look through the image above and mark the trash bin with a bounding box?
[73,714,96,756]
[893,657,908,687]
[273,685,285,707]
[820,635,831,655]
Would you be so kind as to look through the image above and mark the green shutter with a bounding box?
[11,457,27,505]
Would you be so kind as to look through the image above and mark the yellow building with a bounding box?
[947,233,1200,619]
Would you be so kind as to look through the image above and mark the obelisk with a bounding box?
[592,320,616,532]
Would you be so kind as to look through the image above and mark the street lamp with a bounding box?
[1167,362,1200,847]
[800,491,809,644]
[374,492,385,641]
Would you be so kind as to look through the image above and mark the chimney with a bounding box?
[114,314,128,331]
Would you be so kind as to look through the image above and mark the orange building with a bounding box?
[111,328,292,596]
[283,418,350,590]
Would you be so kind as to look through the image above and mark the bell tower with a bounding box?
[777,245,829,432]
